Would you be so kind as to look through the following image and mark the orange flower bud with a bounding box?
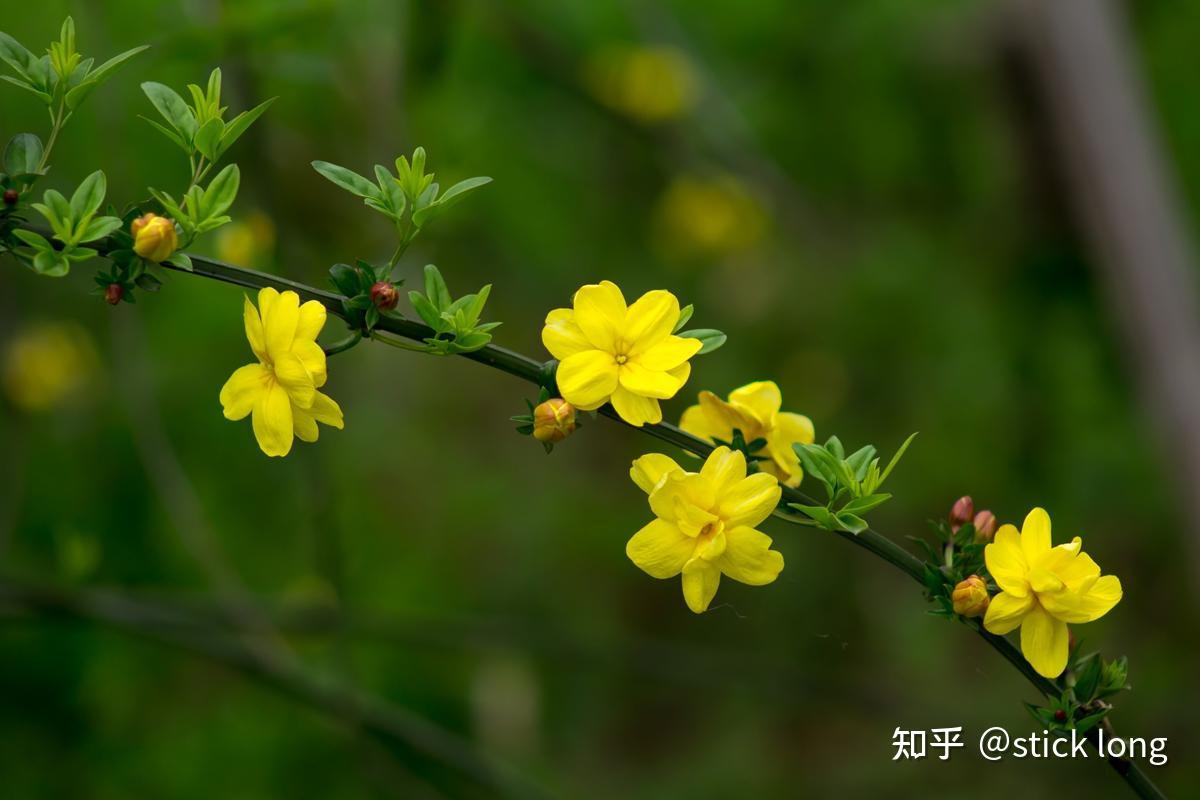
[532,398,576,443]
[131,213,179,262]
[951,574,990,618]
[949,495,974,532]
[972,510,997,544]
[104,284,123,305]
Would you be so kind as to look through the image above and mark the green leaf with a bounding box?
[840,493,892,517]
[411,175,491,227]
[845,445,877,479]
[142,81,198,143]
[423,264,451,310]
[201,164,240,218]
[311,160,380,200]
[408,292,443,330]
[164,251,193,271]
[1073,654,1103,703]
[32,249,70,277]
[789,503,837,530]
[0,31,40,81]
[836,512,869,534]
[12,229,53,251]
[69,170,106,220]
[44,190,72,230]
[64,44,148,109]
[147,188,186,221]
[78,215,122,243]
[139,115,190,152]
[329,264,360,297]
[193,117,224,161]
[678,328,726,355]
[673,303,694,332]
[880,432,919,485]
[3,133,43,176]
[216,97,276,159]
[374,164,405,218]
[0,75,52,104]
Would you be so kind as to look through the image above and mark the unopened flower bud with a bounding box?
[130,213,179,262]
[104,283,123,305]
[949,495,974,532]
[951,574,989,617]
[532,398,576,443]
[972,510,997,543]
[1054,709,1067,723]
[3,189,18,206]
[370,281,399,311]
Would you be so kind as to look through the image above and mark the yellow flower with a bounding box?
[679,381,813,487]
[130,213,179,262]
[627,446,783,613]
[3,322,96,412]
[982,508,1122,678]
[542,281,701,427]
[219,288,343,457]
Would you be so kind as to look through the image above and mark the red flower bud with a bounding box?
[370,281,399,311]
[104,283,124,305]
[972,510,997,543]
[1054,709,1067,723]
[949,495,974,532]
[3,189,18,206]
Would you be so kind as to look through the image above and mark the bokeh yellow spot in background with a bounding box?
[2,322,97,413]
[583,44,697,124]
[215,210,276,267]
[654,173,768,259]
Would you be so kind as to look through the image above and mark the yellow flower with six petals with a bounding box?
[542,281,701,426]
[679,381,814,487]
[983,508,1122,678]
[627,446,784,612]
[220,288,343,457]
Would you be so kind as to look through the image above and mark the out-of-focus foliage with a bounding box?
[0,1,1195,798]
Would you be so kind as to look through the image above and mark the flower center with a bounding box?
[615,354,628,365]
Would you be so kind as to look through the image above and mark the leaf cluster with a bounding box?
[788,433,916,534]
[148,164,240,244]
[141,69,274,168]
[0,17,146,112]
[329,260,403,331]
[11,171,120,276]
[1025,650,1130,734]
[918,518,990,618]
[408,265,500,355]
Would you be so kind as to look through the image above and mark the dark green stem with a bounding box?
[9,230,1167,799]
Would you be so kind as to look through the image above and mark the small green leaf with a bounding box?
[201,164,240,218]
[78,215,122,243]
[163,251,193,271]
[142,81,198,143]
[64,44,148,109]
[311,160,380,200]
[408,292,442,330]
[836,512,869,534]
[217,97,275,159]
[3,133,43,176]
[329,264,359,297]
[678,328,726,355]
[0,75,53,104]
[139,115,189,152]
[673,303,694,332]
[880,432,919,484]
[194,117,224,161]
[69,170,106,220]
[840,493,892,517]
[32,249,70,277]
[12,229,53,251]
[411,175,491,227]
[423,264,451,310]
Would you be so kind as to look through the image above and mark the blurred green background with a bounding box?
[1,0,1195,797]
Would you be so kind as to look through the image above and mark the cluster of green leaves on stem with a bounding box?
[10,171,121,276]
[1026,649,1130,735]
[148,164,240,250]
[330,259,403,332]
[409,265,500,354]
[141,68,273,189]
[788,433,916,534]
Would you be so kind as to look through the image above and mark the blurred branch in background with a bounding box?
[1002,0,1200,597]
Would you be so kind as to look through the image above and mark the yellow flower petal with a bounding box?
[292,339,327,388]
[715,526,783,585]
[982,590,1034,635]
[1039,575,1122,623]
[718,472,781,529]
[263,289,300,361]
[648,474,715,533]
[618,362,684,399]
[681,557,720,613]
[623,290,679,355]
[700,446,746,492]
[1021,507,1053,562]
[307,390,344,428]
[699,390,760,438]
[1020,604,1070,678]
[627,518,695,578]
[556,350,619,410]
[679,402,724,442]
[292,404,320,442]
[728,381,781,425]
[610,385,662,426]
[219,363,270,421]
[1028,567,1065,594]
[243,296,267,361]
[634,335,701,371]
[251,379,294,457]
[572,281,626,352]
[273,351,316,409]
[1057,551,1102,592]
[775,411,815,447]
[985,524,1029,597]
[257,287,279,326]
[542,308,592,360]
[295,299,327,342]
[630,453,684,494]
